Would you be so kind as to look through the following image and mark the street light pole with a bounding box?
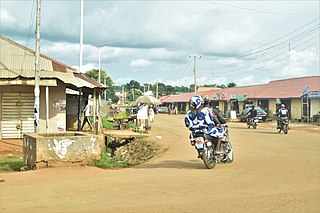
[104,76,106,101]
[34,0,41,133]
[96,42,110,83]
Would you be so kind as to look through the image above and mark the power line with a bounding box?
[172,57,193,80]
[204,1,318,16]
[212,35,319,76]
[202,17,319,60]
[220,40,319,78]
[200,23,319,75]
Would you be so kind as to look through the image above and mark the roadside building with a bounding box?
[0,35,105,139]
[159,76,320,122]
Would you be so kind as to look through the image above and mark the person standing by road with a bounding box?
[149,105,155,123]
[81,101,93,131]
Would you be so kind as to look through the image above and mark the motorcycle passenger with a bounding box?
[184,96,224,156]
[246,105,257,125]
[276,104,289,129]
[203,96,226,125]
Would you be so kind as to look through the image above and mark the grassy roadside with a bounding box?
[0,155,25,171]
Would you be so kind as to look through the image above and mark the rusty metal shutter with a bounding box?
[1,93,34,139]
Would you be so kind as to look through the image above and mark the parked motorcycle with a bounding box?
[247,117,259,129]
[277,117,289,134]
[192,124,234,169]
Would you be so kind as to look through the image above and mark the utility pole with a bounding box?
[96,42,110,83]
[80,0,83,73]
[122,85,125,104]
[156,78,159,99]
[34,0,41,133]
[193,56,196,94]
[289,43,291,52]
[190,55,201,94]
[104,76,106,101]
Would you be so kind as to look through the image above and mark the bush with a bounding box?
[0,156,25,171]
[102,117,113,129]
[90,150,130,169]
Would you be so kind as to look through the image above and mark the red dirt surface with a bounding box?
[1,115,319,213]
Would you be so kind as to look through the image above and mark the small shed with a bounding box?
[0,35,106,139]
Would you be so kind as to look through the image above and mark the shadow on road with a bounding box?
[133,159,209,170]
[248,130,280,135]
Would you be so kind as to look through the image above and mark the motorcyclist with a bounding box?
[245,105,257,125]
[184,96,224,156]
[276,104,289,129]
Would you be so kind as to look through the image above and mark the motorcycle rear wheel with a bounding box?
[202,148,216,169]
[283,125,288,134]
[223,142,234,163]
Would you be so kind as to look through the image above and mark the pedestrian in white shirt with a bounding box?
[81,101,93,131]
[149,106,155,123]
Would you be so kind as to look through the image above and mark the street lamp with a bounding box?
[96,42,110,83]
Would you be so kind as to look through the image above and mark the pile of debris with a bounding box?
[113,139,158,165]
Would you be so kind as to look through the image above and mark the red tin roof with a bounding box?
[159,76,320,103]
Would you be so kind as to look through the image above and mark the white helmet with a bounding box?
[281,104,285,108]
[190,96,203,109]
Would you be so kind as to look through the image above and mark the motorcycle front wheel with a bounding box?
[283,125,288,134]
[202,147,216,169]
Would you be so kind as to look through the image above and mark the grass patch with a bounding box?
[89,150,131,169]
[0,155,25,171]
[135,135,148,139]
[102,117,113,129]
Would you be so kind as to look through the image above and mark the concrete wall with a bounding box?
[39,80,66,132]
[291,99,302,120]
[268,99,277,117]
[0,89,1,137]
[311,99,320,117]
[23,132,102,166]
[0,81,67,138]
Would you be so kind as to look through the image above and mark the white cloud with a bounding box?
[234,75,255,86]
[0,8,17,27]
[130,59,153,70]
[1,1,319,86]
[281,48,319,77]
[114,77,133,85]
[72,63,96,73]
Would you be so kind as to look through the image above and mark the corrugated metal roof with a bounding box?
[251,76,320,98]
[74,73,106,88]
[0,35,104,90]
[0,35,76,73]
[160,76,320,103]
[0,69,80,86]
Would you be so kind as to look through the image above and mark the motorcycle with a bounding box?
[278,117,289,134]
[192,124,234,169]
[247,117,259,129]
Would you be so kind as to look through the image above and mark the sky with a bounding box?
[1,0,319,87]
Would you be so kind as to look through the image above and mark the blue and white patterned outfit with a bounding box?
[184,106,224,142]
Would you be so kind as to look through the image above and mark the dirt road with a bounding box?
[1,114,319,213]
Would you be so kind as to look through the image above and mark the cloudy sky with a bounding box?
[1,0,319,86]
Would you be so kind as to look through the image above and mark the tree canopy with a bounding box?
[84,69,237,103]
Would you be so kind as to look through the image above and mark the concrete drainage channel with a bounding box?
[23,132,102,167]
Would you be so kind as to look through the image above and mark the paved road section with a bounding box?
[1,114,319,213]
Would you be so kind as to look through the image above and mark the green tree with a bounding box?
[85,69,118,103]
[227,82,237,87]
